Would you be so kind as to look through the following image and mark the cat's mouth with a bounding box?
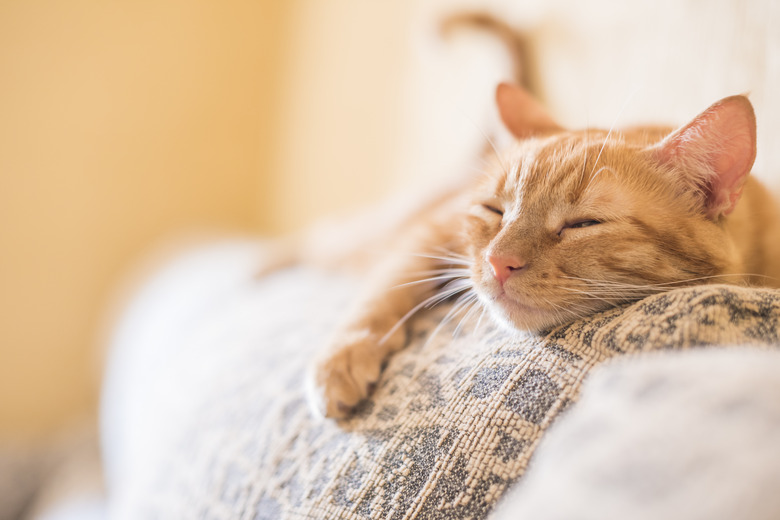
[478,288,558,332]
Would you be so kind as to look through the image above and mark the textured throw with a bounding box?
[102,243,780,519]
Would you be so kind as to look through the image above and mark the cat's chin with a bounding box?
[479,292,563,333]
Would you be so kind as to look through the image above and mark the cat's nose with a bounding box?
[487,254,526,285]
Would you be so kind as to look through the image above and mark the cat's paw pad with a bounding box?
[306,331,384,419]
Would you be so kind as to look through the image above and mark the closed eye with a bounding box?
[558,219,601,236]
[567,219,601,229]
[482,204,504,216]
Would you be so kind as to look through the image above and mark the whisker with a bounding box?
[583,166,616,193]
[464,164,492,177]
[550,297,588,320]
[560,289,630,308]
[480,128,511,181]
[562,273,774,288]
[453,294,481,338]
[579,128,590,185]
[548,298,588,317]
[425,280,474,307]
[379,280,472,345]
[568,295,640,302]
[543,299,563,324]
[426,291,477,345]
[393,273,470,290]
[406,268,471,277]
[562,286,667,295]
[449,100,512,181]
[588,86,638,179]
[473,306,488,337]
[410,253,472,266]
[428,245,471,262]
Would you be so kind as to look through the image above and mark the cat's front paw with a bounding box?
[305,329,387,419]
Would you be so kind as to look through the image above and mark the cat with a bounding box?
[292,82,780,419]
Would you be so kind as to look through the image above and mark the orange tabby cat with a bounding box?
[299,83,780,418]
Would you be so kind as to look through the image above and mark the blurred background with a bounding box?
[1,0,779,452]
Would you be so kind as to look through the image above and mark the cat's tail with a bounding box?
[439,11,539,97]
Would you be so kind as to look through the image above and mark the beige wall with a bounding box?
[270,1,519,234]
[0,1,291,437]
[269,2,415,233]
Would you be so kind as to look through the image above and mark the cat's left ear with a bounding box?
[648,95,757,219]
[496,83,563,139]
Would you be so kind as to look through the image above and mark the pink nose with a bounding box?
[487,254,526,285]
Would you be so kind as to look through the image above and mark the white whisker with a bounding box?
[562,273,771,289]
[448,104,511,181]
[410,253,471,266]
[393,273,470,290]
[453,294,481,338]
[588,86,638,179]
[425,280,473,307]
[583,166,616,193]
[473,306,488,337]
[426,291,477,346]
[379,280,472,346]
[407,268,471,277]
[429,245,471,262]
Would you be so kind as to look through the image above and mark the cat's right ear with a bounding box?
[496,83,562,139]
[648,95,757,219]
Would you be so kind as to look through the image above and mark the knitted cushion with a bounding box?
[101,241,780,519]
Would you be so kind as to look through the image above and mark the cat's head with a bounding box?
[467,84,757,332]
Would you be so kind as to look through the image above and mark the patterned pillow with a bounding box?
[101,242,780,519]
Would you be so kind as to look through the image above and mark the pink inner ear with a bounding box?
[654,95,757,219]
